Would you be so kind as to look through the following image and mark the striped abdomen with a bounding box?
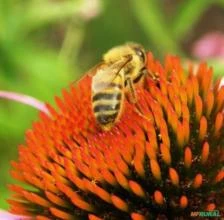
[92,83,123,130]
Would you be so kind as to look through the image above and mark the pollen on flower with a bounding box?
[8,51,224,219]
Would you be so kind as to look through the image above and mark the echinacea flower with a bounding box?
[8,52,224,219]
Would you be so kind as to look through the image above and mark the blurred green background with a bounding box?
[0,0,224,209]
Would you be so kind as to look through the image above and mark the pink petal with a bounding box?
[0,91,50,115]
[0,210,32,220]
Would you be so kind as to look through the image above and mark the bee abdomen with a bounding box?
[92,91,121,102]
[92,90,122,127]
[94,103,120,112]
[96,112,118,125]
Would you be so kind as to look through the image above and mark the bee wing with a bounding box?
[92,57,131,93]
[71,62,104,86]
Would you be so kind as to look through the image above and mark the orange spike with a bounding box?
[70,196,94,212]
[214,170,224,183]
[160,79,168,96]
[134,142,145,160]
[50,207,73,220]
[9,206,30,216]
[206,203,216,211]
[201,142,209,164]
[64,158,78,175]
[51,170,69,185]
[22,173,43,189]
[89,165,103,182]
[88,214,103,220]
[94,185,112,204]
[192,76,199,97]
[45,191,68,207]
[215,86,224,113]
[36,216,51,220]
[150,159,161,181]
[43,179,59,194]
[160,120,170,148]
[170,110,179,134]
[134,155,145,178]
[201,67,212,99]
[10,170,26,182]
[154,190,164,205]
[75,160,91,179]
[120,147,134,165]
[167,85,176,106]
[184,147,192,168]
[195,95,203,122]
[186,79,193,105]
[23,191,51,207]
[7,200,31,216]
[182,104,190,122]
[146,143,157,160]
[114,169,129,190]
[170,74,180,95]
[116,155,130,176]
[146,129,158,151]
[57,181,94,212]
[169,168,179,186]
[179,87,188,105]
[67,173,86,192]
[129,180,146,198]
[100,169,118,186]
[193,174,203,188]
[180,195,188,208]
[214,112,223,137]
[131,212,147,220]
[111,195,129,212]
[199,116,207,141]
[174,97,182,118]
[83,178,95,194]
[160,144,171,165]
[205,91,214,117]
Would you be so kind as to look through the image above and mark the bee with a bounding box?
[90,42,149,131]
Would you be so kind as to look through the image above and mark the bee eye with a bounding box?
[134,48,145,62]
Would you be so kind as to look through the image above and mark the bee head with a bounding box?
[129,43,147,65]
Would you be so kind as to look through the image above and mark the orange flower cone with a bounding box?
[8,52,224,219]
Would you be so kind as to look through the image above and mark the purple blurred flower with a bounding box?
[192,32,224,60]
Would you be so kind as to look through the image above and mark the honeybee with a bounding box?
[89,42,149,131]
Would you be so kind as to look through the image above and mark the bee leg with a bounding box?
[126,77,138,103]
[126,78,151,121]
[143,68,160,87]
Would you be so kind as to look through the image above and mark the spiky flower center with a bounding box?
[8,53,224,220]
